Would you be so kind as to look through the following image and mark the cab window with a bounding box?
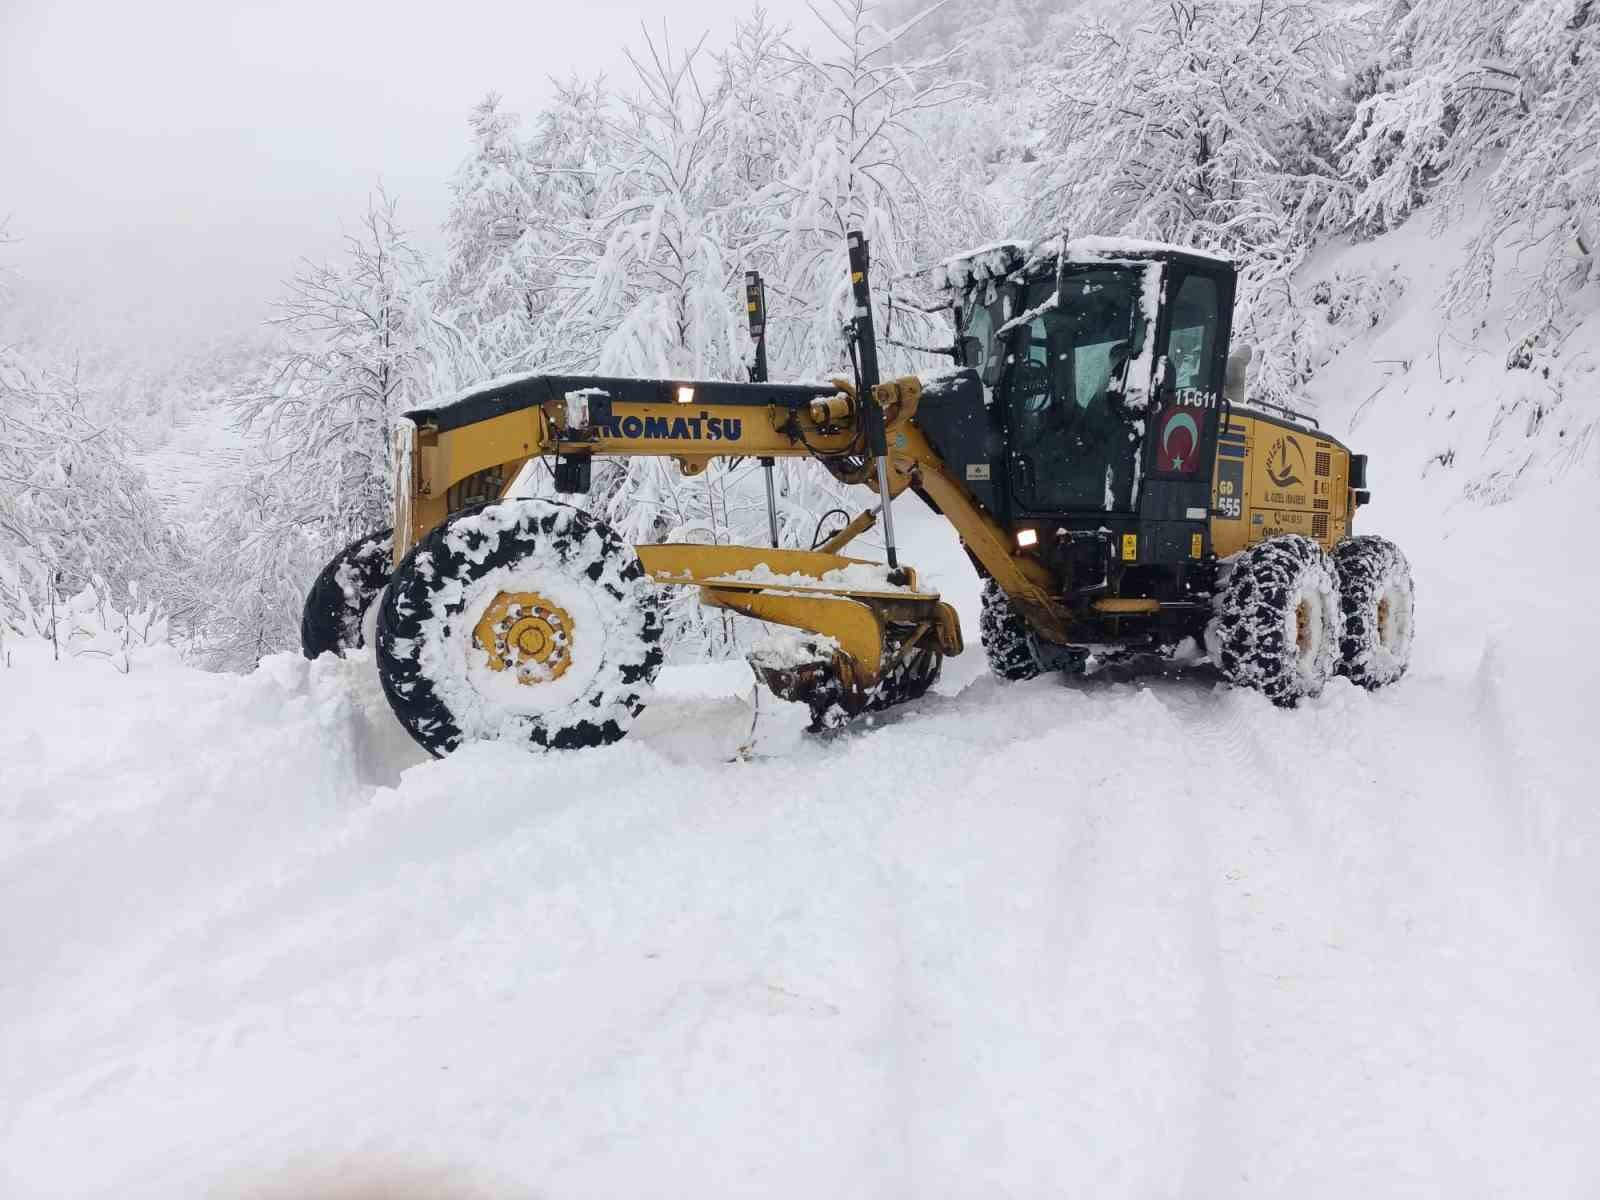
[959,291,1004,381]
[1167,274,1220,392]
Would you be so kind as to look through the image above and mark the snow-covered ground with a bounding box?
[6,216,1600,1195]
[6,469,1599,1196]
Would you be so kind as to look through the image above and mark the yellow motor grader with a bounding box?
[301,232,1415,755]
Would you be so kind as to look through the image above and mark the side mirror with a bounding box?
[1225,344,1253,404]
[1153,355,1177,402]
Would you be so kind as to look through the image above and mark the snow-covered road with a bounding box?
[5,479,1599,1197]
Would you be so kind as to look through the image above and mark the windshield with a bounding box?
[1000,266,1148,512]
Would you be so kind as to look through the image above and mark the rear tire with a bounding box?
[300,528,392,659]
[1205,534,1339,707]
[979,579,1042,682]
[375,499,664,756]
[1333,535,1415,689]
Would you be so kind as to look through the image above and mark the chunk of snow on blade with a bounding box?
[718,562,922,594]
[747,629,842,668]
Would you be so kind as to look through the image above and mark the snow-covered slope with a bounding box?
[1298,191,1600,507]
[5,212,1600,1196]
[133,400,247,521]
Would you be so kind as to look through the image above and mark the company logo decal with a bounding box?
[1266,435,1306,488]
[597,412,743,442]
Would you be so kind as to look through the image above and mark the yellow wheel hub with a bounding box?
[1295,598,1315,654]
[473,591,574,684]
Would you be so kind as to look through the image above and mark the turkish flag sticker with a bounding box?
[1155,405,1205,474]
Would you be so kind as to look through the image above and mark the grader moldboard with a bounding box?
[301,232,1416,756]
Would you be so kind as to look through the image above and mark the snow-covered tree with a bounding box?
[1339,0,1527,232]
[713,10,799,196]
[577,31,751,381]
[562,31,760,655]
[1022,0,1359,397]
[0,346,187,638]
[235,189,430,546]
[1455,0,1598,314]
[441,93,543,371]
[182,463,329,670]
[441,83,612,375]
[1339,0,1598,318]
[538,16,921,658]
[766,0,968,379]
[190,190,480,667]
[1027,1,1349,243]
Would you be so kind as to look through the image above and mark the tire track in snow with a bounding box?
[1159,666,1600,1195]
[1145,686,1249,1196]
[832,683,1243,1196]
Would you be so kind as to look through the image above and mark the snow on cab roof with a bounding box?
[934,235,1230,291]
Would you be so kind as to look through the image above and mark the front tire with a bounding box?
[1205,534,1340,707]
[1333,535,1415,689]
[979,579,1042,681]
[300,528,392,659]
[375,499,664,756]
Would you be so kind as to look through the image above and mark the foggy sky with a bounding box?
[2,0,817,350]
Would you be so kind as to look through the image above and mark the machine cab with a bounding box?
[946,239,1235,527]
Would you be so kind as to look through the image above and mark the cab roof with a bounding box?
[934,236,1234,295]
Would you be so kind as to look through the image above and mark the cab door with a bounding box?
[1141,265,1236,561]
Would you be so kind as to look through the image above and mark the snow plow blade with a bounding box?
[634,542,961,729]
[748,624,948,731]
